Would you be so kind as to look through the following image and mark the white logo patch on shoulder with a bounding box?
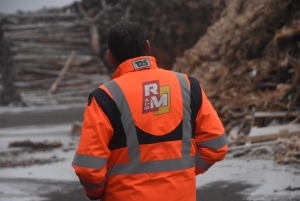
[132,58,151,70]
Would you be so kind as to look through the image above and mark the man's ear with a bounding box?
[107,50,118,67]
[145,40,151,55]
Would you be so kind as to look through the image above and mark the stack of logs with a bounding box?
[0,0,224,106]
[0,10,109,106]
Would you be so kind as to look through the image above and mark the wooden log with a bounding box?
[14,63,66,72]
[15,78,57,88]
[5,32,89,38]
[16,72,53,81]
[1,13,78,19]
[56,83,90,90]
[20,91,87,100]
[13,54,94,62]
[228,140,278,151]
[16,75,90,89]
[53,59,99,67]
[14,63,100,74]
[46,88,91,97]
[90,25,100,55]
[11,43,91,53]
[48,51,77,94]
[20,96,58,105]
[11,48,91,56]
[4,29,74,36]
[55,96,88,103]
[15,59,93,68]
[247,124,300,143]
[6,35,90,45]
[3,22,76,31]
[18,66,83,77]
[22,95,87,105]
[254,111,300,118]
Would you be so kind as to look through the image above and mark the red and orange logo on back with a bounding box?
[142,80,170,115]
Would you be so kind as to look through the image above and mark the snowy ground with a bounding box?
[0,108,299,201]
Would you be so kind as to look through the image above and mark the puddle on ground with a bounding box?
[197,181,257,201]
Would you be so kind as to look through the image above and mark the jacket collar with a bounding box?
[111,56,158,80]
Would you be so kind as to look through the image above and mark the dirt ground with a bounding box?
[0,107,299,201]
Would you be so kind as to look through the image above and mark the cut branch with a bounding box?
[90,25,100,55]
[48,50,77,94]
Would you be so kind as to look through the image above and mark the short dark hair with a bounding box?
[107,21,147,63]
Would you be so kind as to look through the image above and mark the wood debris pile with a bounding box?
[0,0,223,106]
[0,140,64,168]
[173,0,300,143]
[273,136,300,165]
[0,155,64,168]
[231,136,300,165]
[9,140,62,149]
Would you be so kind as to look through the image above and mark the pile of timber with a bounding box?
[273,136,300,165]
[0,9,109,106]
[173,0,300,144]
[229,135,300,165]
[0,0,225,106]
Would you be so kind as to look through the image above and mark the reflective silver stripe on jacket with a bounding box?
[104,80,140,163]
[72,153,108,169]
[197,132,227,150]
[104,72,195,175]
[195,132,226,171]
[174,72,192,157]
[196,151,213,171]
[80,177,106,189]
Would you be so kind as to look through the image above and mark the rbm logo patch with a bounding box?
[142,80,171,115]
[132,58,151,69]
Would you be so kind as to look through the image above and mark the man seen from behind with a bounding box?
[72,21,228,201]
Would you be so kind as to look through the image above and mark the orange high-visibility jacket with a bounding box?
[72,56,227,201]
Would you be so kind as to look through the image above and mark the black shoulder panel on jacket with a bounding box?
[90,88,127,150]
[87,195,101,200]
[188,76,202,138]
[136,121,183,145]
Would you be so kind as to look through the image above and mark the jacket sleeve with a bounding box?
[194,88,228,175]
[72,96,113,200]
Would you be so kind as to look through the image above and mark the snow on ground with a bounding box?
[0,115,299,200]
[0,124,79,180]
